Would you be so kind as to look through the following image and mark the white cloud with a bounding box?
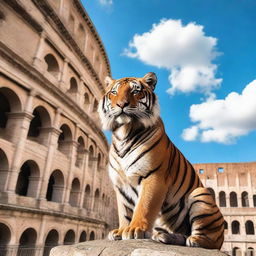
[182,80,256,144]
[99,0,113,6]
[124,19,222,95]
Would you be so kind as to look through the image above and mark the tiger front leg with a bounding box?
[121,172,169,240]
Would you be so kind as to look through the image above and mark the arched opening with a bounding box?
[76,137,85,167]
[230,192,238,207]
[15,160,40,198]
[0,223,11,256]
[46,170,64,203]
[79,231,86,242]
[232,247,242,256]
[44,54,59,79]
[254,195,256,207]
[93,100,98,112]
[93,189,100,212]
[219,191,226,207]
[77,24,86,49]
[43,229,59,256]
[69,178,80,207]
[0,87,22,138]
[83,184,91,210]
[64,230,75,245]
[68,77,78,94]
[247,247,254,256]
[84,93,90,110]
[18,228,37,256]
[88,146,94,169]
[0,149,9,191]
[97,153,101,172]
[241,191,249,207]
[207,187,216,202]
[102,232,105,239]
[245,220,255,235]
[27,106,51,144]
[224,221,228,234]
[89,231,95,241]
[231,221,240,234]
[58,124,72,156]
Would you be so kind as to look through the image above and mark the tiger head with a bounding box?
[98,72,160,130]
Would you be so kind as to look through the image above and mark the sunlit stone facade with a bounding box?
[0,0,118,255]
[194,162,256,256]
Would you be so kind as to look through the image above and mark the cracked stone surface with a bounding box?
[50,239,228,256]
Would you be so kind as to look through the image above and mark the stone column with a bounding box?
[6,90,36,194]
[247,172,254,207]
[58,58,69,88]
[38,108,62,203]
[33,31,46,72]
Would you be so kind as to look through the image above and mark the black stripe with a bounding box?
[154,227,169,234]
[131,186,138,197]
[215,231,224,243]
[194,193,212,198]
[188,200,213,213]
[161,202,178,215]
[117,186,135,206]
[196,215,223,231]
[124,215,131,222]
[172,149,181,185]
[173,159,188,197]
[109,161,118,173]
[165,143,176,179]
[128,135,163,170]
[138,163,162,185]
[168,197,185,224]
[190,210,220,225]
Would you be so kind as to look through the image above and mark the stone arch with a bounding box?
[46,170,65,203]
[224,220,228,234]
[64,230,75,245]
[207,187,216,202]
[76,136,85,167]
[0,149,9,191]
[68,77,78,94]
[83,184,91,210]
[231,220,240,234]
[241,191,249,207]
[44,54,60,79]
[245,220,255,235]
[232,247,242,256]
[89,231,95,241]
[58,124,73,156]
[247,247,255,256]
[77,24,86,49]
[18,228,37,256]
[43,229,59,256]
[84,92,90,110]
[88,145,94,169]
[219,191,226,207]
[79,231,86,242]
[27,106,51,144]
[0,222,11,255]
[0,87,22,137]
[93,188,100,211]
[230,192,238,207]
[15,160,40,198]
[69,178,80,207]
[93,100,98,112]
[254,195,256,207]
[97,153,101,171]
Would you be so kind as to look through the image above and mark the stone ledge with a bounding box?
[50,239,228,256]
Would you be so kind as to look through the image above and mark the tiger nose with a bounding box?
[116,101,129,109]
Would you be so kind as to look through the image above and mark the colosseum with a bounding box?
[194,162,256,256]
[0,0,118,255]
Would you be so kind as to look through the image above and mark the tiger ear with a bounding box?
[105,76,114,87]
[142,72,157,91]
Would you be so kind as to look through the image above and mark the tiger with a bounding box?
[98,72,224,249]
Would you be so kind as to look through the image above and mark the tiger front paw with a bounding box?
[108,228,123,240]
[121,226,151,240]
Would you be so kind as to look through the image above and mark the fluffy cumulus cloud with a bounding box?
[182,80,256,144]
[124,19,222,95]
[99,0,113,6]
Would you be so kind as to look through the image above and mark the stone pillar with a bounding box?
[59,58,69,87]
[33,31,46,71]
[247,172,254,207]
[38,109,62,202]
[6,90,36,194]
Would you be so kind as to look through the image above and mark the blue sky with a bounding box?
[83,0,256,164]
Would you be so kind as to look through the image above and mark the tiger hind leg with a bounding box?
[186,187,225,249]
[152,227,186,245]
